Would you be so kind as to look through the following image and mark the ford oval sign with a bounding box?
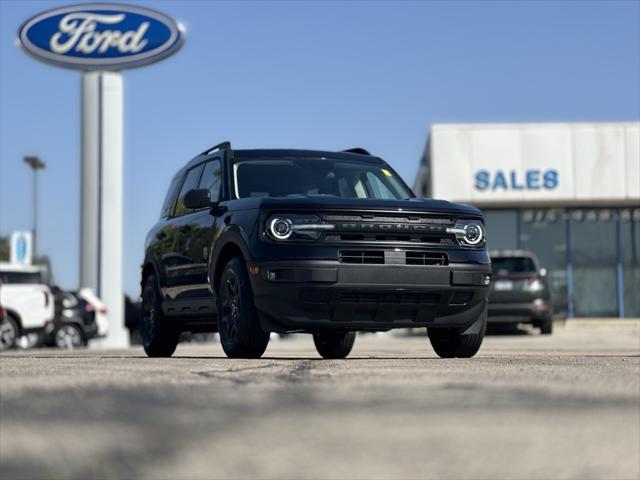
[18,4,185,70]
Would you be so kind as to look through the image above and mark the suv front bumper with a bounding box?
[249,261,491,333]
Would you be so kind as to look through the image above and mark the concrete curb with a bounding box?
[557,318,640,330]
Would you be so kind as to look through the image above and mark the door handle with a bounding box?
[156,231,167,240]
[179,225,192,233]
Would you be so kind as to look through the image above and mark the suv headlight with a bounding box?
[446,220,486,248]
[265,214,334,241]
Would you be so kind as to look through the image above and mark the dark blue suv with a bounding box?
[141,142,491,359]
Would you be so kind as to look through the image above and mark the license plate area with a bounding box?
[494,280,514,291]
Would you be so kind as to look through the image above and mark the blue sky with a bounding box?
[1,0,639,296]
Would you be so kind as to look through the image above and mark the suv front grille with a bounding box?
[339,291,440,305]
[321,212,456,246]
[406,251,448,266]
[339,250,448,265]
[339,250,385,264]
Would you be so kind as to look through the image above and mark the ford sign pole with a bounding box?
[80,71,127,348]
[18,4,185,349]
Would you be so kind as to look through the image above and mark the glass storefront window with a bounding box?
[570,208,618,317]
[483,206,640,318]
[519,209,568,318]
[620,208,640,317]
[484,210,518,251]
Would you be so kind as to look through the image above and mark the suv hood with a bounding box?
[249,196,483,218]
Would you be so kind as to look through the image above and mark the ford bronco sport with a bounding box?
[141,142,491,359]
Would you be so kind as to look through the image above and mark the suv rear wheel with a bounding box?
[428,317,486,358]
[313,331,356,359]
[217,257,270,359]
[141,275,179,357]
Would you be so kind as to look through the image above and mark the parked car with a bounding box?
[0,262,54,350]
[77,288,109,340]
[488,250,553,334]
[125,295,142,344]
[141,142,492,359]
[46,287,109,349]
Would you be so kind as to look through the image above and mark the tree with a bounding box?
[0,236,9,261]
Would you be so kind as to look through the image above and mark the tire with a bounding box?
[141,275,179,357]
[313,331,356,359]
[54,323,87,349]
[539,315,553,335]
[0,314,19,351]
[217,257,270,359]
[428,316,486,358]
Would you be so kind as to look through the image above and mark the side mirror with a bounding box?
[540,268,547,277]
[183,189,213,210]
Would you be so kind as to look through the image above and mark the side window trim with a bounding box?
[172,163,206,218]
[161,174,184,220]
[202,153,227,201]
[198,158,223,204]
[168,173,184,218]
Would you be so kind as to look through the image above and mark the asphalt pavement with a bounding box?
[1,322,639,480]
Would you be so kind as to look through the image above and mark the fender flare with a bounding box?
[140,255,163,295]
[208,227,253,293]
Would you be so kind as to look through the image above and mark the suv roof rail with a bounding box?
[342,147,371,156]
[200,141,231,157]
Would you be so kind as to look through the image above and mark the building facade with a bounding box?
[414,122,640,318]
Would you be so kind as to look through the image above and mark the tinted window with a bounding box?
[232,158,412,200]
[491,257,536,274]
[0,271,42,284]
[198,160,222,201]
[174,165,205,217]
[160,174,183,219]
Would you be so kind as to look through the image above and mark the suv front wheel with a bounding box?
[217,258,270,359]
[313,331,356,359]
[141,275,179,357]
[427,315,486,358]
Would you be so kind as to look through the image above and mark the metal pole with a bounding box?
[32,167,37,259]
[23,156,45,261]
[81,71,128,348]
[616,210,625,318]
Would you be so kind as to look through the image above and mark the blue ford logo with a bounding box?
[17,4,185,70]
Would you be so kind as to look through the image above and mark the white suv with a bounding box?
[0,263,55,350]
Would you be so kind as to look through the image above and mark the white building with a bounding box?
[414,122,640,318]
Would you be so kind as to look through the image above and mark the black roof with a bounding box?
[183,147,385,171]
[234,149,384,163]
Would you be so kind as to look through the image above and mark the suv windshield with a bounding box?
[232,158,413,200]
[491,257,537,275]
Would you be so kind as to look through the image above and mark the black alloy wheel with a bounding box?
[217,257,270,359]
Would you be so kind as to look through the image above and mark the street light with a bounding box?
[23,156,46,258]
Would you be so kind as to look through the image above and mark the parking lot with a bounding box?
[1,322,639,480]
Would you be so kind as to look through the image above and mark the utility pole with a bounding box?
[23,156,45,259]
